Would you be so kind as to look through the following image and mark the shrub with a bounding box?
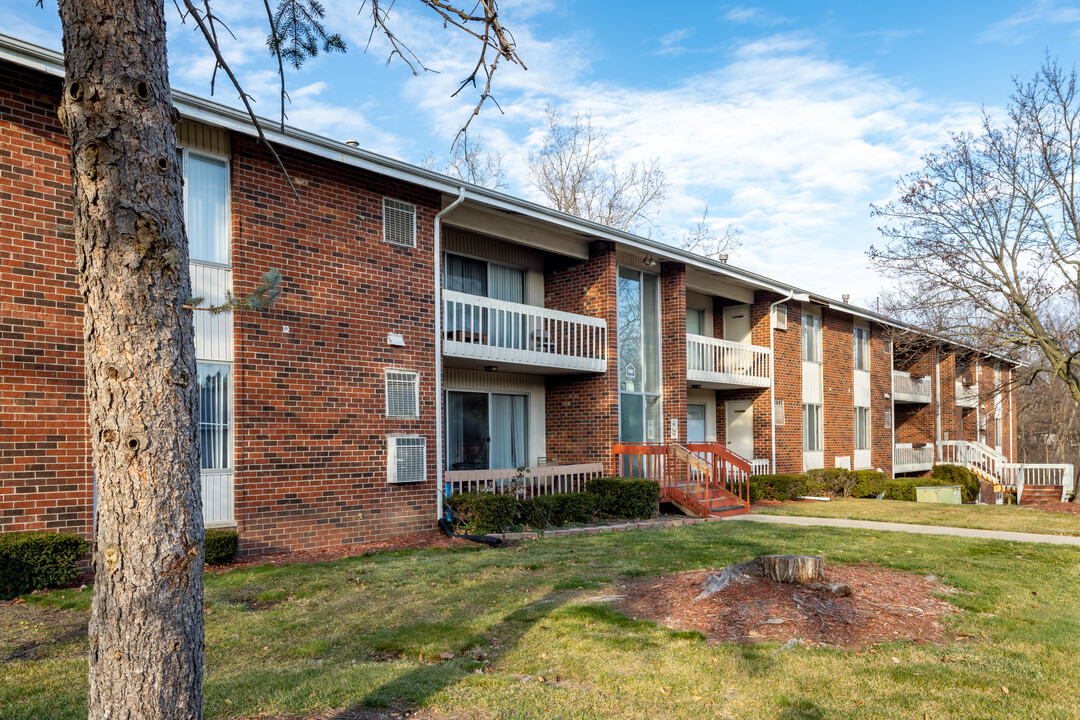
[851,470,887,498]
[883,478,919,502]
[447,492,518,534]
[585,477,660,520]
[518,492,598,529]
[803,468,857,497]
[205,529,239,565]
[0,531,89,599]
[931,464,980,503]
[749,473,807,502]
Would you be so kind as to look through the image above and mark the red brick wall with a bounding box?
[939,352,959,441]
[870,324,893,473]
[661,263,686,444]
[544,241,619,467]
[230,135,441,553]
[822,309,854,467]
[894,350,937,445]
[0,62,92,537]
[714,292,774,464]
[770,294,802,473]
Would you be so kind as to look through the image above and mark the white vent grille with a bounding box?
[386,369,419,417]
[774,399,785,426]
[383,198,416,247]
[772,304,788,330]
[388,436,426,484]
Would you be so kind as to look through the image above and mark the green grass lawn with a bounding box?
[754,498,1080,536]
[4,521,1080,719]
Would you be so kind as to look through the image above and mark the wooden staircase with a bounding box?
[1018,485,1065,505]
[612,442,752,519]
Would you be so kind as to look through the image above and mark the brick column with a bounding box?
[545,241,619,466]
[939,351,959,442]
[823,308,854,468]
[661,262,687,444]
[870,324,892,474]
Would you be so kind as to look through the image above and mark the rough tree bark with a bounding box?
[55,1,205,718]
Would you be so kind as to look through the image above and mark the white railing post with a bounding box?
[686,335,772,388]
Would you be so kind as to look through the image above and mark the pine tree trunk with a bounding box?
[55,1,205,718]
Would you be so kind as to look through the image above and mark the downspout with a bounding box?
[769,291,795,473]
[434,187,467,522]
[935,347,941,460]
[890,336,895,476]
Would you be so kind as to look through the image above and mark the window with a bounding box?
[198,363,232,470]
[618,267,661,447]
[386,370,419,418]
[444,253,525,302]
[774,399,785,426]
[383,198,416,247]
[994,416,1003,448]
[445,391,528,470]
[854,406,870,450]
[772,304,788,330]
[686,307,705,336]
[853,327,870,371]
[801,312,822,363]
[687,404,707,443]
[802,404,823,452]
[387,436,426,483]
[183,152,230,265]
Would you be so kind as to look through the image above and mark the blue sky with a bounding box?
[4,0,1080,302]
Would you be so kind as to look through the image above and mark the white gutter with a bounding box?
[769,291,807,472]
[434,187,467,521]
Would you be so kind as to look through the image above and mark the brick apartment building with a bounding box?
[1,35,1035,553]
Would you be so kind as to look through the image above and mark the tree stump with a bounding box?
[758,555,824,585]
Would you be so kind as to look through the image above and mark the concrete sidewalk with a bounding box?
[725,513,1080,546]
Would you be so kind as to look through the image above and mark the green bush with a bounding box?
[851,470,887,498]
[749,473,808,501]
[205,529,239,565]
[804,468,857,497]
[518,492,598,529]
[883,478,919,502]
[585,477,660,520]
[931,464,980,503]
[0,531,89,599]
[447,492,518,534]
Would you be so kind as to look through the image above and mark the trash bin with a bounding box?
[915,485,962,504]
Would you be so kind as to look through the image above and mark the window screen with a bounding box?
[383,198,416,247]
[386,370,419,418]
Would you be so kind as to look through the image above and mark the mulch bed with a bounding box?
[209,530,473,573]
[616,563,958,649]
[1027,501,1080,515]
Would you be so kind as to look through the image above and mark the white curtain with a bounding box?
[446,391,465,469]
[187,155,229,265]
[490,394,527,469]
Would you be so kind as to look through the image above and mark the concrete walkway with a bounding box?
[725,513,1080,546]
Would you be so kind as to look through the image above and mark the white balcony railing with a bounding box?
[686,335,772,388]
[443,290,607,373]
[894,444,934,474]
[444,463,605,497]
[892,370,932,403]
[956,381,978,408]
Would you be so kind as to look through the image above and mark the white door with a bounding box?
[726,400,753,460]
[723,305,752,344]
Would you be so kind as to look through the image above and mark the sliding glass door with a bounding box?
[446,390,528,471]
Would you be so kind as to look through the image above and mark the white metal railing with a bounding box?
[686,335,772,388]
[443,290,607,373]
[751,458,772,476]
[892,370,932,403]
[956,380,978,408]
[894,444,934,474]
[1002,464,1075,502]
[444,463,605,497]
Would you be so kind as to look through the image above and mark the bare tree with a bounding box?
[678,206,741,260]
[1017,373,1080,467]
[48,1,521,718]
[527,106,666,232]
[422,133,507,189]
[870,58,1080,403]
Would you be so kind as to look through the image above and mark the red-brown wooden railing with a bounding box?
[686,442,752,508]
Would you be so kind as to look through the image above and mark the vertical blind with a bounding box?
[490,394,527,470]
[198,363,231,470]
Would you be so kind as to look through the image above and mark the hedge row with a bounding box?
[205,529,239,565]
[0,532,88,599]
[447,477,660,534]
[749,463,980,504]
[749,469,887,503]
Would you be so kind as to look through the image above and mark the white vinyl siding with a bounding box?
[383,197,417,247]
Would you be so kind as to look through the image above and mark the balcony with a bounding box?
[894,444,934,474]
[956,380,978,408]
[892,370,932,404]
[686,335,772,389]
[442,290,607,374]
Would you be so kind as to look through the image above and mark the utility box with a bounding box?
[915,485,962,504]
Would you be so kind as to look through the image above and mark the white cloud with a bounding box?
[722,5,793,27]
[980,0,1080,44]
